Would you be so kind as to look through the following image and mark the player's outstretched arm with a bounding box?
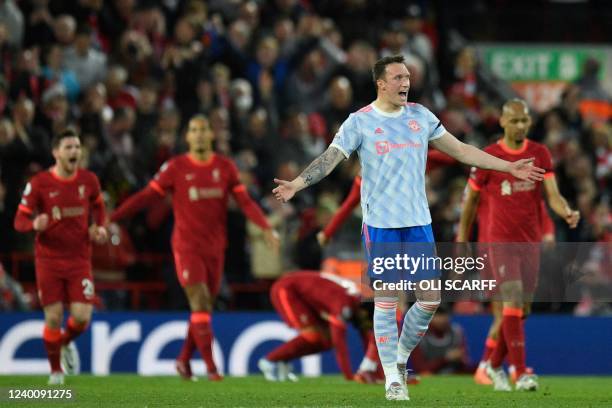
[430,133,545,182]
[232,185,280,251]
[110,186,163,222]
[456,184,480,242]
[543,175,580,228]
[273,146,345,202]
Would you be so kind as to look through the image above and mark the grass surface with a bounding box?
[1,374,611,407]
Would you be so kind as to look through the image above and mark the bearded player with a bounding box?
[111,114,279,381]
[14,128,108,385]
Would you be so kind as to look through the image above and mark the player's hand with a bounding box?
[317,231,328,246]
[263,228,280,252]
[89,224,108,244]
[564,209,580,229]
[32,213,49,231]
[508,158,545,182]
[272,178,297,203]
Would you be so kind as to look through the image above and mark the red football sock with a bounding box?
[62,316,88,345]
[481,337,498,363]
[267,332,331,362]
[190,312,218,374]
[502,307,526,377]
[365,332,379,361]
[43,326,62,373]
[489,325,507,368]
[177,323,196,362]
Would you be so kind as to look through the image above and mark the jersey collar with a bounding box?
[498,139,529,155]
[371,103,404,118]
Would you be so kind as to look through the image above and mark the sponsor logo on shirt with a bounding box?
[374,127,384,134]
[188,187,224,201]
[375,140,423,155]
[49,191,59,198]
[408,120,421,132]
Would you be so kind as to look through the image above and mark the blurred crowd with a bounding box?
[0,0,609,311]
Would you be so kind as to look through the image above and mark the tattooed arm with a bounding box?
[273,146,345,202]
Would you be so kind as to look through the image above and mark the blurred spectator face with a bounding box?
[158,108,180,132]
[12,97,35,126]
[277,161,299,181]
[256,37,279,69]
[329,76,352,109]
[347,42,375,73]
[106,66,128,95]
[186,116,214,154]
[19,49,40,73]
[276,0,297,12]
[403,4,424,34]
[456,47,477,76]
[174,18,196,45]
[274,18,294,44]
[75,31,92,55]
[54,15,76,45]
[210,107,229,132]
[386,28,407,51]
[84,83,107,113]
[230,79,253,113]
[248,109,268,139]
[114,0,136,20]
[196,77,213,105]
[212,63,230,90]
[42,85,68,120]
[120,30,152,62]
[0,23,7,46]
[592,123,611,149]
[45,44,64,69]
[229,20,251,51]
[0,119,15,146]
[137,84,158,113]
[111,107,136,135]
[239,1,260,29]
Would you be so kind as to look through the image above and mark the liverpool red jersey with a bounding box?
[275,271,360,317]
[150,153,241,254]
[469,139,554,242]
[18,168,104,264]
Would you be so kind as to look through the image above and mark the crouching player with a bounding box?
[259,271,379,381]
[14,129,107,384]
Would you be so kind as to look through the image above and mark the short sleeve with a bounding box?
[330,114,362,159]
[150,160,176,195]
[420,106,446,141]
[19,179,39,214]
[540,146,554,178]
[468,166,488,192]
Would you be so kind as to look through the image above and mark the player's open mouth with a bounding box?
[68,157,78,164]
[399,91,407,98]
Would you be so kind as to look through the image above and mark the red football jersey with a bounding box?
[469,139,554,242]
[150,153,241,254]
[18,168,103,265]
[275,271,359,317]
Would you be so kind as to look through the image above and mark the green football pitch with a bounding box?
[1,375,611,407]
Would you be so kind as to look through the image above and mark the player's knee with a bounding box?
[45,315,62,328]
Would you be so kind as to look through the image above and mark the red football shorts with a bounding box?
[173,250,224,295]
[489,244,540,294]
[35,260,95,307]
[270,283,320,330]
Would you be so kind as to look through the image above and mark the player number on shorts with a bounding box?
[82,278,94,298]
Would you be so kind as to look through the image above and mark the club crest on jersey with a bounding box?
[212,168,220,182]
[78,185,85,199]
[51,206,61,221]
[501,180,512,196]
[408,120,421,132]
[375,141,390,155]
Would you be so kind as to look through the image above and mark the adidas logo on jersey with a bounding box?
[375,127,384,134]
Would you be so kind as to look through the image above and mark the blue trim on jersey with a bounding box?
[362,224,440,283]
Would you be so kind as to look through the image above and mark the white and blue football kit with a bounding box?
[330,102,446,282]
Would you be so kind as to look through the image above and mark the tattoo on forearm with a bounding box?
[299,147,344,186]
